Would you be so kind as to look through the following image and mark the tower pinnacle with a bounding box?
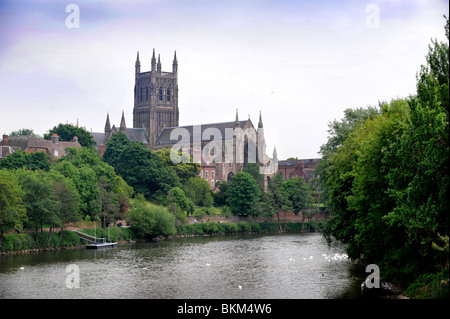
[151,48,156,71]
[157,54,161,72]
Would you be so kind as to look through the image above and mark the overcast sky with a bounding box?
[0,0,448,159]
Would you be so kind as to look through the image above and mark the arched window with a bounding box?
[159,87,163,101]
[166,88,171,102]
[140,88,143,102]
[146,87,148,100]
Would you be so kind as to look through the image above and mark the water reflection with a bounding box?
[0,233,362,299]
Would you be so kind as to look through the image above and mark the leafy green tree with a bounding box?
[114,142,177,198]
[102,131,132,169]
[9,128,41,139]
[156,147,200,186]
[167,187,195,216]
[317,106,380,206]
[183,177,214,207]
[282,177,314,214]
[226,172,261,216]
[267,172,292,231]
[18,170,58,247]
[243,163,264,191]
[55,147,132,222]
[127,195,176,238]
[54,160,100,217]
[383,16,449,275]
[213,180,230,206]
[0,150,51,171]
[44,123,96,148]
[0,170,27,249]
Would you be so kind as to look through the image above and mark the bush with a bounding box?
[403,269,449,299]
[1,234,36,251]
[127,200,176,238]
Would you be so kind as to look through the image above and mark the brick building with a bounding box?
[277,158,321,184]
[1,133,81,161]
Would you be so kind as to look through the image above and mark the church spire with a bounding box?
[135,51,140,76]
[151,48,156,71]
[105,113,111,132]
[120,110,126,132]
[105,113,111,141]
[172,50,178,74]
[157,54,161,72]
[258,111,263,129]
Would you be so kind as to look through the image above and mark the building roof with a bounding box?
[2,135,81,159]
[91,128,150,149]
[278,158,321,168]
[155,120,254,146]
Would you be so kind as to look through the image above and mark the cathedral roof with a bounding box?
[154,119,254,146]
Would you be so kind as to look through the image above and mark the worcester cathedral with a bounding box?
[91,50,279,189]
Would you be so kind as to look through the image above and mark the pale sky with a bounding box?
[0,0,448,159]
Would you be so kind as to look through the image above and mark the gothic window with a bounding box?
[166,88,171,102]
[146,87,148,100]
[140,88,143,102]
[159,87,163,101]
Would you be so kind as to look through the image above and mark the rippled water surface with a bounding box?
[0,233,362,299]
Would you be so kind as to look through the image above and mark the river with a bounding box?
[0,232,365,299]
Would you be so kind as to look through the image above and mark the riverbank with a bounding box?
[0,220,324,255]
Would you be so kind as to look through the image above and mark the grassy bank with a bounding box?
[175,220,325,236]
[1,221,325,253]
[1,227,136,253]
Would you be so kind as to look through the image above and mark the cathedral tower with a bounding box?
[133,49,179,146]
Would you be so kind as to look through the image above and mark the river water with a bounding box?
[0,232,364,299]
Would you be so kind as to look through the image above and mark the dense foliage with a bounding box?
[0,147,133,250]
[319,17,449,291]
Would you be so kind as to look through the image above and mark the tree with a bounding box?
[0,150,51,171]
[168,187,195,216]
[383,16,449,276]
[127,195,176,238]
[156,147,200,186]
[282,177,315,231]
[10,128,41,139]
[102,131,131,169]
[55,147,132,222]
[114,142,177,199]
[282,177,314,214]
[44,123,96,148]
[226,172,261,216]
[183,177,214,207]
[0,170,27,250]
[213,180,230,206]
[18,170,58,247]
[242,163,264,191]
[267,172,292,231]
[317,106,380,206]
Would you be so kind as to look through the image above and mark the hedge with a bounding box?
[175,221,322,236]
[1,227,136,252]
